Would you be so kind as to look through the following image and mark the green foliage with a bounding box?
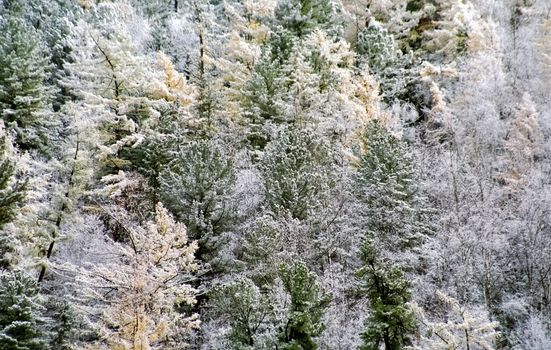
[275,0,341,38]
[210,278,273,349]
[0,270,49,350]
[268,30,297,65]
[278,261,331,350]
[0,1,53,152]
[0,138,26,229]
[356,241,416,350]
[243,52,287,124]
[0,137,26,269]
[25,0,79,111]
[354,120,426,349]
[354,120,428,250]
[159,139,236,261]
[406,0,427,12]
[356,27,416,103]
[260,128,335,221]
[119,108,181,198]
[240,215,282,286]
[45,299,75,350]
[242,50,290,150]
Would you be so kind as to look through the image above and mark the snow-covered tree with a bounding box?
[0,0,54,152]
[411,291,500,350]
[0,132,26,230]
[355,26,417,103]
[0,270,48,350]
[277,261,331,350]
[210,277,273,349]
[356,240,416,350]
[74,202,199,350]
[353,119,430,259]
[159,139,236,263]
[63,1,161,172]
[275,0,343,38]
[260,127,335,221]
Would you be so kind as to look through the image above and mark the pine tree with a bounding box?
[259,127,335,221]
[356,240,416,350]
[355,26,416,103]
[0,0,53,152]
[159,139,236,263]
[353,119,429,255]
[0,135,26,229]
[0,132,26,269]
[0,270,49,350]
[353,120,429,349]
[25,0,79,110]
[210,278,273,349]
[275,0,342,38]
[278,261,331,350]
[45,299,75,350]
[242,48,290,150]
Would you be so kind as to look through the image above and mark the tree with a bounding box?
[159,139,236,263]
[281,29,372,137]
[63,1,164,173]
[356,240,416,350]
[0,270,48,350]
[353,120,429,349]
[241,48,290,150]
[259,127,335,221]
[0,132,26,269]
[278,261,331,350]
[353,119,429,257]
[210,278,273,349]
[75,202,199,350]
[216,0,276,123]
[499,93,544,192]
[411,291,500,350]
[0,0,53,152]
[44,299,75,350]
[355,26,417,103]
[0,134,26,229]
[275,0,342,38]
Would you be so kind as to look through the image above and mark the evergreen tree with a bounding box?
[353,120,428,349]
[159,139,236,263]
[0,133,26,269]
[0,0,53,152]
[354,119,429,255]
[45,299,75,350]
[275,0,341,38]
[259,128,335,221]
[355,26,417,103]
[0,135,26,229]
[242,49,290,150]
[25,0,80,111]
[278,261,331,350]
[210,278,273,349]
[0,270,48,350]
[356,241,416,350]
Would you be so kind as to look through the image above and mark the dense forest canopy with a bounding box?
[1,0,551,349]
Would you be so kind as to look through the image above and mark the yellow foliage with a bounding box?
[152,52,196,106]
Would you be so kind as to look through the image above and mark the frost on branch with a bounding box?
[74,202,199,350]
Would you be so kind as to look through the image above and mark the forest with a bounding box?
[0,0,550,349]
